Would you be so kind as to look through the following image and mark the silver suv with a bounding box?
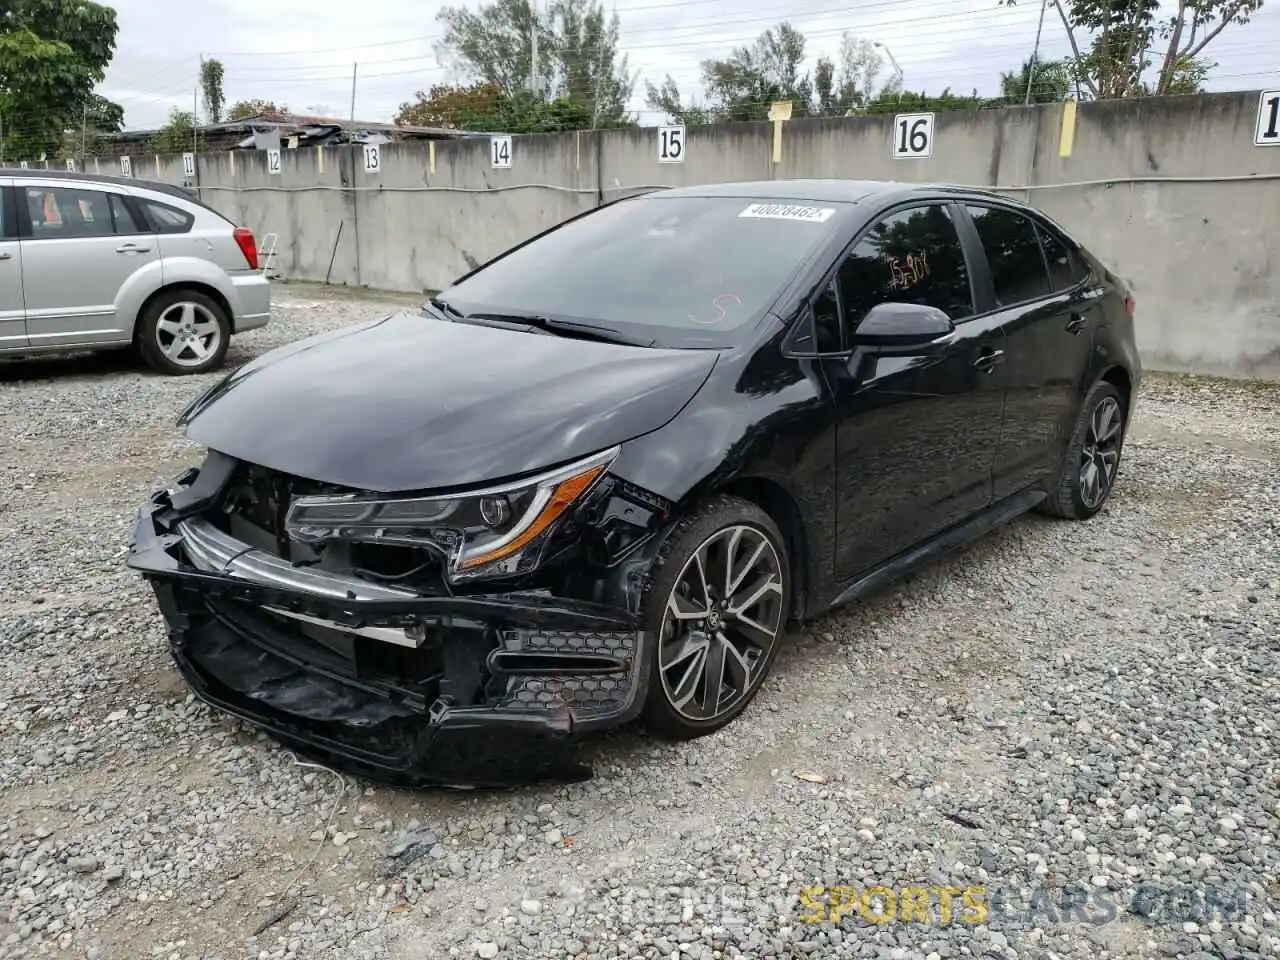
[0,169,270,375]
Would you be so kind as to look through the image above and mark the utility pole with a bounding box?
[350,63,358,121]
[529,0,539,96]
[80,100,88,163]
[1024,0,1049,105]
[194,54,202,153]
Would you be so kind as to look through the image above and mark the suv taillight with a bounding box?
[233,227,259,270]
[1124,294,1135,316]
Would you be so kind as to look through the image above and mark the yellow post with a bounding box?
[1059,99,1077,158]
[769,100,792,164]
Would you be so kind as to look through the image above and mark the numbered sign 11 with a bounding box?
[658,125,685,163]
[1256,90,1280,146]
[266,148,282,175]
[891,113,935,159]
[182,152,196,177]
[490,135,512,169]
[120,156,132,177]
[363,143,381,173]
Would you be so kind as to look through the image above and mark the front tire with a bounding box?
[137,290,231,375]
[1037,379,1127,520]
[640,496,791,741]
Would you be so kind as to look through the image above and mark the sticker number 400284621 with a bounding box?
[738,203,836,223]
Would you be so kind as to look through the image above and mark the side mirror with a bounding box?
[852,302,955,354]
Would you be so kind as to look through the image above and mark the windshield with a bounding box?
[438,194,848,348]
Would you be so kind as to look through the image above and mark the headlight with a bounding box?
[283,446,619,582]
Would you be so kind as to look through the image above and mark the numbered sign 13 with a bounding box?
[363,143,381,173]
[892,113,935,159]
[658,125,685,163]
[1255,90,1280,146]
[490,136,512,169]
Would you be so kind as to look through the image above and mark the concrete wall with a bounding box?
[129,90,1280,377]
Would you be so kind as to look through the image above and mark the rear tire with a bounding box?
[640,495,791,741]
[136,289,230,375]
[1036,380,1127,520]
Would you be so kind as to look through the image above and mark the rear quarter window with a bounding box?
[1035,224,1089,292]
[140,199,195,234]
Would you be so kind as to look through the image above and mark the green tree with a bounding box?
[396,82,502,128]
[862,87,987,115]
[999,55,1072,103]
[435,0,634,128]
[813,33,884,116]
[1000,0,1261,98]
[151,107,194,153]
[227,98,286,121]
[200,57,225,122]
[701,22,814,122]
[0,0,119,160]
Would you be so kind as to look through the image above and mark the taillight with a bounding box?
[1124,294,1135,316]
[233,227,259,270]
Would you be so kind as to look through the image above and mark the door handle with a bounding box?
[972,349,1005,373]
[1065,313,1086,335]
[0,252,10,261]
[116,243,151,254]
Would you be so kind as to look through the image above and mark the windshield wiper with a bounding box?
[465,312,655,348]
[426,296,465,320]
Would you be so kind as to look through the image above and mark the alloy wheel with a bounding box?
[155,301,222,369]
[657,524,786,722]
[1079,395,1123,509]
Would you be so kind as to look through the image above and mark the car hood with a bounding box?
[179,311,719,492]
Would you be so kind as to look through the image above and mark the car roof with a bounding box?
[649,178,1026,208]
[0,166,232,222]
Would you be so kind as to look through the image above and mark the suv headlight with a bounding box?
[283,446,618,582]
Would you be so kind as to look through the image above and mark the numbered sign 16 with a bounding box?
[65,158,76,172]
[1256,90,1280,146]
[490,135,512,169]
[658,125,685,163]
[182,152,196,177]
[120,156,132,177]
[363,143,381,173]
[266,148,282,175]
[891,112,935,159]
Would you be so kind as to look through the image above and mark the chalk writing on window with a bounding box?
[886,251,931,292]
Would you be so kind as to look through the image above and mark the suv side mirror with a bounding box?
[852,302,955,354]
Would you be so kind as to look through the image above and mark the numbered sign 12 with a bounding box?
[120,156,132,177]
[363,143,381,173]
[892,113,935,159]
[658,125,685,163]
[490,135,512,169]
[266,148,282,175]
[1255,90,1280,146]
[182,152,196,177]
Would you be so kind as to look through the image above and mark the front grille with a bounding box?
[220,462,347,547]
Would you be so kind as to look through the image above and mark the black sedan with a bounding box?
[126,179,1141,786]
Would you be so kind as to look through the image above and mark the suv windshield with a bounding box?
[437,194,847,348]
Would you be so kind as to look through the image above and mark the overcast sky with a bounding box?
[100,0,1280,129]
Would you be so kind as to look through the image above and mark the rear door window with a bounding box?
[965,204,1051,307]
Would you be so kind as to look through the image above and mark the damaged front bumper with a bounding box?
[125,470,653,788]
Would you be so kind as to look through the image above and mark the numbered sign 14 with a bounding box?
[658,125,685,163]
[363,143,380,173]
[1256,90,1280,146]
[490,135,512,169]
[266,148,282,175]
[892,113,935,159]
[182,152,196,177]
[120,156,132,177]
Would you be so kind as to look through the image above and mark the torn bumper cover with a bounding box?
[126,474,651,788]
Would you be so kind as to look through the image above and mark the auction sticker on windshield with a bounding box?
[738,203,836,223]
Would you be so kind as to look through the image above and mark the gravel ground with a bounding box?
[1,284,1277,960]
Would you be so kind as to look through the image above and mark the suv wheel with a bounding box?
[137,290,231,375]
[1037,379,1127,520]
[640,496,790,740]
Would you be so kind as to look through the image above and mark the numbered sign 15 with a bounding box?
[658,125,685,163]
[363,143,381,173]
[266,148,282,175]
[1256,90,1280,146]
[892,113,935,159]
[182,152,196,177]
[120,156,132,177]
[490,135,512,169]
